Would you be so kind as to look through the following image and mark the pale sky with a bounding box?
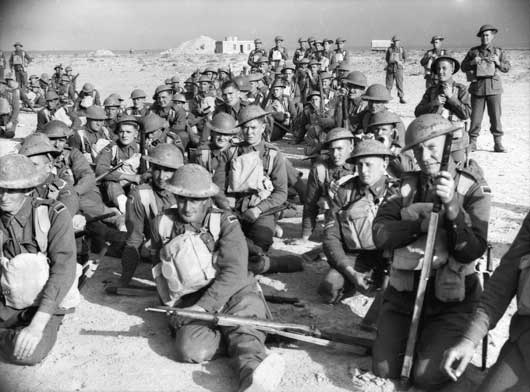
[1,0,529,51]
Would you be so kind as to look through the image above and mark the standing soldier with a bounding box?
[9,42,32,89]
[149,164,284,392]
[330,37,349,67]
[371,114,491,389]
[321,39,334,63]
[248,39,267,69]
[113,143,184,288]
[268,36,289,69]
[51,64,64,92]
[320,140,396,304]
[420,35,446,89]
[385,35,407,104]
[461,24,510,152]
[281,61,302,104]
[305,37,318,60]
[0,154,78,366]
[247,73,266,106]
[293,37,307,66]
[0,50,7,81]
[0,73,21,134]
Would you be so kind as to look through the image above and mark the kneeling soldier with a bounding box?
[0,154,78,365]
[150,164,284,392]
[371,114,491,389]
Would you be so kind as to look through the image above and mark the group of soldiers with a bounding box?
[0,23,528,392]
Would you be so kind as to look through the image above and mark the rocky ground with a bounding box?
[1,49,529,392]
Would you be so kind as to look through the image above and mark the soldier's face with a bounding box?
[29,154,53,174]
[132,97,145,108]
[259,63,268,72]
[322,79,331,89]
[323,42,330,50]
[272,87,283,99]
[88,119,104,132]
[283,69,294,79]
[241,119,265,146]
[433,39,442,49]
[436,60,454,82]
[337,42,344,49]
[213,131,231,149]
[0,188,27,215]
[255,43,262,49]
[310,64,319,74]
[328,139,353,167]
[371,125,396,148]
[368,102,385,114]
[413,135,446,176]
[151,164,175,189]
[356,157,388,187]
[199,82,210,94]
[222,87,240,106]
[249,80,259,92]
[47,98,59,110]
[52,137,67,151]
[480,31,494,46]
[185,83,194,93]
[105,106,119,119]
[347,85,363,99]
[119,124,138,146]
[157,92,172,108]
[176,196,209,224]
[309,95,321,107]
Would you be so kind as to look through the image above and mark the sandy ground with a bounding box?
[1,49,530,392]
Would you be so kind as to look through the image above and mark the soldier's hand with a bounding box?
[441,338,476,381]
[492,54,500,66]
[72,214,87,231]
[168,305,206,329]
[242,207,261,223]
[437,95,447,106]
[434,171,455,205]
[14,324,44,361]
[442,85,452,98]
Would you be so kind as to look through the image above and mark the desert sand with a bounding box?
[1,47,529,392]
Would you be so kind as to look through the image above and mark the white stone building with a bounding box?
[215,36,254,54]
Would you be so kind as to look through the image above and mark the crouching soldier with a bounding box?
[442,211,530,390]
[150,164,284,392]
[95,115,142,214]
[320,140,396,304]
[0,154,79,365]
[114,144,184,288]
[371,114,491,389]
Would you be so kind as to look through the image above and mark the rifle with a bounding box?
[146,306,373,355]
[481,243,493,371]
[74,211,118,238]
[139,129,149,173]
[342,94,350,129]
[95,161,125,182]
[318,73,325,117]
[400,132,453,386]
[237,203,289,220]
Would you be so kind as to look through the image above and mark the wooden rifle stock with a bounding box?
[95,161,125,182]
[400,132,453,386]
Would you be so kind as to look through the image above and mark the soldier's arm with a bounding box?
[414,89,437,117]
[419,51,431,67]
[282,48,289,60]
[302,166,322,237]
[195,213,250,312]
[58,182,80,216]
[444,174,491,263]
[323,213,350,271]
[463,212,530,345]
[94,90,101,106]
[385,48,391,64]
[497,49,511,73]
[70,148,97,195]
[445,85,472,120]
[67,133,83,151]
[460,49,476,72]
[256,150,288,213]
[94,146,120,182]
[402,47,407,62]
[36,110,47,131]
[9,89,20,123]
[372,193,423,250]
[39,202,77,314]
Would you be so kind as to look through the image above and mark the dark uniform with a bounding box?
[0,197,76,365]
[461,212,530,388]
[9,48,32,89]
[68,125,112,164]
[371,161,491,389]
[293,47,306,66]
[334,96,367,131]
[461,44,510,147]
[415,80,471,120]
[0,83,20,132]
[248,48,267,69]
[268,46,289,68]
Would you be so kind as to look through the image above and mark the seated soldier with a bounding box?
[247,73,266,106]
[126,89,150,117]
[36,90,75,131]
[169,93,190,149]
[188,76,217,142]
[281,61,302,104]
[213,105,298,274]
[74,82,101,116]
[302,128,355,241]
[296,90,334,151]
[365,110,417,178]
[334,71,368,131]
[95,115,142,214]
[141,112,171,152]
[103,95,122,136]
[320,140,396,305]
[442,211,530,390]
[0,154,79,365]
[415,52,472,163]
[371,114,491,389]
[264,78,298,142]
[68,105,112,165]
[0,96,15,138]
[150,164,284,392]
[150,85,189,149]
[111,144,184,288]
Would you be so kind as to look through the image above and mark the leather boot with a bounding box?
[493,136,506,152]
[469,137,477,152]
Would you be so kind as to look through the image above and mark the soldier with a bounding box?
[281,61,302,104]
[0,50,6,81]
[74,83,101,115]
[39,73,51,94]
[304,37,318,60]
[150,85,187,144]
[302,128,355,240]
[217,67,231,84]
[36,90,75,130]
[149,164,284,392]
[68,105,112,164]
[169,75,183,94]
[321,39,334,63]
[268,36,289,68]
[126,89,150,117]
[264,79,298,141]
[296,90,334,150]
[139,112,171,152]
[420,35,446,88]
[248,39,268,69]
[188,77,217,140]
[461,24,510,152]
[415,52,472,163]
[0,96,15,138]
[95,115,142,214]
[0,73,20,134]
[57,74,76,104]
[256,56,273,86]
[371,114,491,389]
[64,65,77,92]
[385,35,407,104]
[319,140,396,304]
[293,37,307,66]
[110,143,185,288]
[51,64,64,92]
[0,154,78,366]
[334,71,368,130]
[442,212,530,390]
[213,105,290,274]
[330,37,349,67]
[103,95,122,135]
[247,73,266,106]
[9,42,32,89]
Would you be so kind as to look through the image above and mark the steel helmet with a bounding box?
[237,105,270,127]
[143,143,184,170]
[141,113,168,134]
[82,83,95,94]
[367,110,401,129]
[207,113,239,135]
[431,51,461,74]
[103,95,121,107]
[361,84,392,102]
[130,89,147,99]
[325,128,354,145]
[403,114,461,151]
[0,154,48,189]
[163,164,220,198]
[43,120,71,139]
[172,93,186,103]
[19,133,60,157]
[343,71,367,88]
[86,106,107,120]
[233,75,251,92]
[348,139,393,162]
